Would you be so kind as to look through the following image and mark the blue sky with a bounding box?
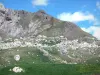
[0,0,100,39]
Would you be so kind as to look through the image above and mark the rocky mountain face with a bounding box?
[0,3,100,66]
[0,3,96,41]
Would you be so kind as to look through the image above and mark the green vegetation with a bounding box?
[0,36,100,75]
[0,47,100,75]
[0,64,100,75]
[39,37,61,46]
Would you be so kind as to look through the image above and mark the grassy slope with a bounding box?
[0,47,100,75]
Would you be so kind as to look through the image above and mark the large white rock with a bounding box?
[12,67,24,73]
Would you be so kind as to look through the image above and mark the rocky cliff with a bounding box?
[0,3,96,42]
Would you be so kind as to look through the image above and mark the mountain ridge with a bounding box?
[0,3,97,42]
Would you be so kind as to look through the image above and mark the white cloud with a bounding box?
[96,1,100,9]
[81,26,100,40]
[57,12,95,22]
[32,0,48,6]
[81,28,91,33]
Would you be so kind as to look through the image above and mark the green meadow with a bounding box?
[0,47,100,75]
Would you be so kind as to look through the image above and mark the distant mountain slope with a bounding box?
[0,3,97,42]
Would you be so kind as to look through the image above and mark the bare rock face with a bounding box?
[0,3,97,42]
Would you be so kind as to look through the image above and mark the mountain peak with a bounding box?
[0,6,97,41]
[37,9,46,14]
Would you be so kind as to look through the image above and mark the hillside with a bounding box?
[0,3,100,75]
